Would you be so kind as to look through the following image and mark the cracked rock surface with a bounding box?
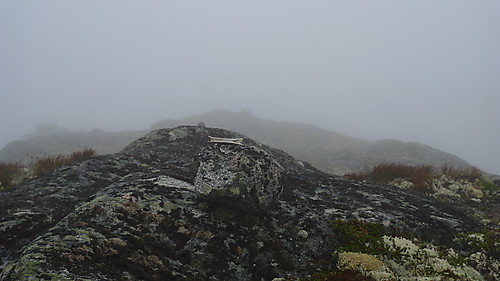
[0,126,482,280]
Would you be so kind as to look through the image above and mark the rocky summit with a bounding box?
[0,126,488,280]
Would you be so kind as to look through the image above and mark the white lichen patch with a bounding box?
[468,251,499,280]
[466,186,484,198]
[297,229,308,239]
[429,175,485,200]
[389,178,414,189]
[379,235,486,281]
[382,236,419,256]
[466,233,485,244]
[152,175,195,191]
[168,127,189,140]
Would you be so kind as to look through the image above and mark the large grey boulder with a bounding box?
[195,144,284,213]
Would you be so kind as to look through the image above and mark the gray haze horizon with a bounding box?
[1,1,499,174]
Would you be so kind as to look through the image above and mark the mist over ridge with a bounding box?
[1,1,499,174]
[0,109,481,177]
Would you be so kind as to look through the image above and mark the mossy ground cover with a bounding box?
[299,219,494,281]
[331,219,388,255]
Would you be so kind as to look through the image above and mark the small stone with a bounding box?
[72,221,88,227]
[146,255,164,268]
[297,229,308,239]
[235,246,244,256]
[256,241,264,249]
[109,237,127,247]
[195,230,213,240]
[177,226,191,235]
[102,246,119,256]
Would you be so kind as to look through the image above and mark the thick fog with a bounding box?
[1,1,499,174]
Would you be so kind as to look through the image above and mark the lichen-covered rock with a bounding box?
[0,126,493,281]
[194,143,283,213]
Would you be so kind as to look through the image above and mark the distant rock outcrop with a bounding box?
[1,126,491,280]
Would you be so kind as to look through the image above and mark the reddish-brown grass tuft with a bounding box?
[34,148,95,176]
[441,164,482,181]
[68,148,95,162]
[0,162,23,189]
[346,163,435,193]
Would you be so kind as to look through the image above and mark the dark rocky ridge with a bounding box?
[152,109,473,174]
[0,126,482,280]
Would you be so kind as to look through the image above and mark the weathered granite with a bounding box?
[194,143,284,213]
[0,126,486,280]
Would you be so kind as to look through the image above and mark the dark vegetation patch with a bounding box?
[331,219,388,255]
[300,270,375,281]
[455,230,500,259]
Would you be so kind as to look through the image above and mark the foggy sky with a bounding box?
[1,1,499,174]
